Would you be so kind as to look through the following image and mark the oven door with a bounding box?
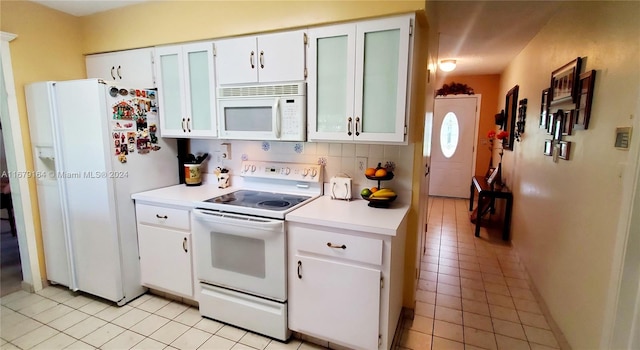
[192,209,286,301]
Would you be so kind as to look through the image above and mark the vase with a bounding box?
[485,155,494,179]
[494,162,503,190]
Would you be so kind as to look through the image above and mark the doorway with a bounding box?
[429,96,480,198]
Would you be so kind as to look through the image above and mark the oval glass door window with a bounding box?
[440,112,460,158]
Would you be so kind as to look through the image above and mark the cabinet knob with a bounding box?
[355,117,360,136]
[327,242,346,249]
[187,118,191,132]
[347,117,353,136]
[297,260,302,279]
[155,214,168,219]
[110,66,116,80]
[116,65,122,79]
[259,50,264,69]
[182,237,188,253]
[250,51,255,69]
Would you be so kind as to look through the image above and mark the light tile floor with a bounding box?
[1,197,563,350]
[397,197,563,350]
[0,285,330,350]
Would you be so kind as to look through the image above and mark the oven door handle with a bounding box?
[193,209,284,231]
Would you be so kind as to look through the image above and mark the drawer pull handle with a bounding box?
[297,260,302,279]
[156,214,168,219]
[183,237,188,253]
[327,242,346,249]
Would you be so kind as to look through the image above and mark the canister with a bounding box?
[184,164,202,186]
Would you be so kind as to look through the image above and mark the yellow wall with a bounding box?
[440,74,501,177]
[0,0,87,283]
[499,2,639,348]
[81,0,424,53]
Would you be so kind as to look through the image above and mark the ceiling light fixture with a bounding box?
[439,59,457,72]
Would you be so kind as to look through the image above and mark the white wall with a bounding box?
[190,140,415,195]
[498,2,640,348]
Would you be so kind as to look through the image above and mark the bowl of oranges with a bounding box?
[364,163,394,181]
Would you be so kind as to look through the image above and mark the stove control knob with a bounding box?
[302,168,309,177]
[284,167,291,175]
[251,165,257,173]
[311,168,318,178]
[243,165,251,173]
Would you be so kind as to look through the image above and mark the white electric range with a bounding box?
[192,161,322,341]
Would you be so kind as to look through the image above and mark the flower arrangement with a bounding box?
[487,130,508,154]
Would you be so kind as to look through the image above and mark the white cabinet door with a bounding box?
[354,16,410,143]
[289,255,381,350]
[307,15,412,143]
[215,30,306,86]
[86,48,155,88]
[307,24,356,142]
[215,36,258,85]
[257,30,306,83]
[138,225,193,298]
[155,42,217,138]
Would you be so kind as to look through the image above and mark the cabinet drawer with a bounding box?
[290,226,383,266]
[136,204,190,231]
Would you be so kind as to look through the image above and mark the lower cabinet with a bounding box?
[288,221,406,350]
[135,202,196,300]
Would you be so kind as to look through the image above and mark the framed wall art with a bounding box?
[561,110,574,136]
[540,88,551,129]
[544,140,553,156]
[558,141,572,160]
[550,57,582,105]
[503,85,519,151]
[574,70,596,130]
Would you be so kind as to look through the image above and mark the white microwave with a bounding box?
[217,82,306,141]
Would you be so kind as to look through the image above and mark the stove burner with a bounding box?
[203,190,312,212]
[258,200,291,208]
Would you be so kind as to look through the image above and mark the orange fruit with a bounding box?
[365,167,376,176]
[374,168,387,177]
[371,187,379,193]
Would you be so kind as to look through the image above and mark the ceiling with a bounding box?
[431,1,562,75]
[30,0,561,76]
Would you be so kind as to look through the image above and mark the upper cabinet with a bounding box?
[307,15,412,143]
[86,48,155,88]
[155,42,217,138]
[215,30,307,85]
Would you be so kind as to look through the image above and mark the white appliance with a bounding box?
[192,161,322,340]
[25,79,179,305]
[217,82,306,141]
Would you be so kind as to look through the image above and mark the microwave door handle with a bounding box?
[273,98,281,139]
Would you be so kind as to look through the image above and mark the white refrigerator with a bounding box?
[25,79,179,305]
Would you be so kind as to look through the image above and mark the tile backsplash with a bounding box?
[190,140,415,192]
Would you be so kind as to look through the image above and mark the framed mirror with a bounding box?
[503,85,519,150]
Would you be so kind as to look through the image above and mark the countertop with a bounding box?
[286,194,410,237]
[131,183,237,208]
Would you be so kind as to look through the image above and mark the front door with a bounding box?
[429,96,479,198]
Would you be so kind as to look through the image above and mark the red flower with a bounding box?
[487,130,496,139]
[496,131,509,140]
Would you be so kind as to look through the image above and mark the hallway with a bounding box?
[398,197,563,350]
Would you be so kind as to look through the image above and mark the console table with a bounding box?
[469,176,513,240]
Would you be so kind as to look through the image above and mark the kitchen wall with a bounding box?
[1,0,428,306]
[80,1,425,54]
[0,0,87,283]
[191,140,415,194]
[438,74,501,177]
[498,2,639,348]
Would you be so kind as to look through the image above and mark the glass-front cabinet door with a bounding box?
[307,24,356,142]
[354,16,410,143]
[307,15,411,143]
[156,42,217,138]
